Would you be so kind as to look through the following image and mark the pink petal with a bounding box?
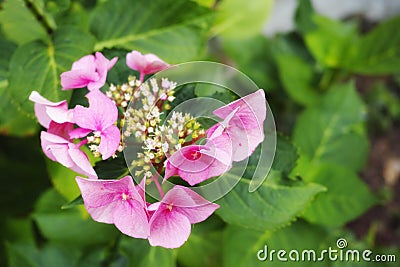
[113,199,150,239]
[74,91,118,131]
[213,90,266,128]
[76,176,144,224]
[76,177,121,223]
[29,91,66,106]
[126,51,147,72]
[99,125,121,160]
[149,207,191,249]
[94,52,118,72]
[41,131,69,145]
[40,132,57,161]
[163,186,220,224]
[47,122,74,140]
[71,54,96,72]
[73,105,97,130]
[89,53,115,91]
[69,127,92,139]
[46,106,74,125]
[60,69,99,90]
[49,145,75,168]
[126,51,169,75]
[228,127,264,162]
[29,91,69,128]
[164,143,232,186]
[68,146,97,178]
[143,54,170,74]
[210,90,266,161]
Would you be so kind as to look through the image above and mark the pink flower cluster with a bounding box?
[30,50,267,248]
[164,89,266,186]
[76,176,219,248]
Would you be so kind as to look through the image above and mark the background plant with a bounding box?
[0,0,399,266]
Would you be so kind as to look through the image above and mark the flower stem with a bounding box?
[152,175,165,198]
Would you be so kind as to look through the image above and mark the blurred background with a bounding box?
[0,0,399,266]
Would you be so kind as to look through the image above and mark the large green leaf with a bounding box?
[294,0,315,33]
[275,52,320,106]
[221,35,278,90]
[90,0,213,63]
[7,27,95,116]
[293,83,374,227]
[0,0,48,45]
[304,15,358,68]
[213,0,273,39]
[32,189,118,248]
[118,237,176,267]
[177,215,224,267]
[271,135,298,176]
[215,171,326,231]
[6,242,82,267]
[45,159,81,201]
[345,16,400,74]
[301,164,376,227]
[293,82,368,171]
[0,34,38,136]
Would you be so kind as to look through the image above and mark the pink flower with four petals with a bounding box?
[76,176,219,248]
[126,51,170,81]
[72,90,121,160]
[60,52,117,91]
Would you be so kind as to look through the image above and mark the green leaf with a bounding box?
[177,215,224,267]
[243,135,298,179]
[119,237,176,267]
[215,171,326,231]
[293,82,368,171]
[275,52,320,106]
[91,0,213,63]
[61,195,83,209]
[304,15,358,68]
[0,135,49,215]
[301,164,376,227]
[192,0,216,8]
[221,35,278,90]
[213,0,273,39]
[0,0,48,45]
[0,112,38,136]
[345,16,400,74]
[194,83,227,97]
[272,135,298,175]
[7,26,95,116]
[33,189,118,248]
[6,242,80,267]
[0,35,16,82]
[294,0,316,33]
[55,2,90,32]
[46,159,81,201]
[94,157,128,179]
[6,243,41,267]
[223,221,329,267]
[0,34,38,136]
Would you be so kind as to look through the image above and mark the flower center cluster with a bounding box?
[119,77,205,180]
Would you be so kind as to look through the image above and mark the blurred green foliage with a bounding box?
[1,0,399,266]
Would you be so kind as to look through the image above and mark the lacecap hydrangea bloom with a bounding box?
[30,50,266,248]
